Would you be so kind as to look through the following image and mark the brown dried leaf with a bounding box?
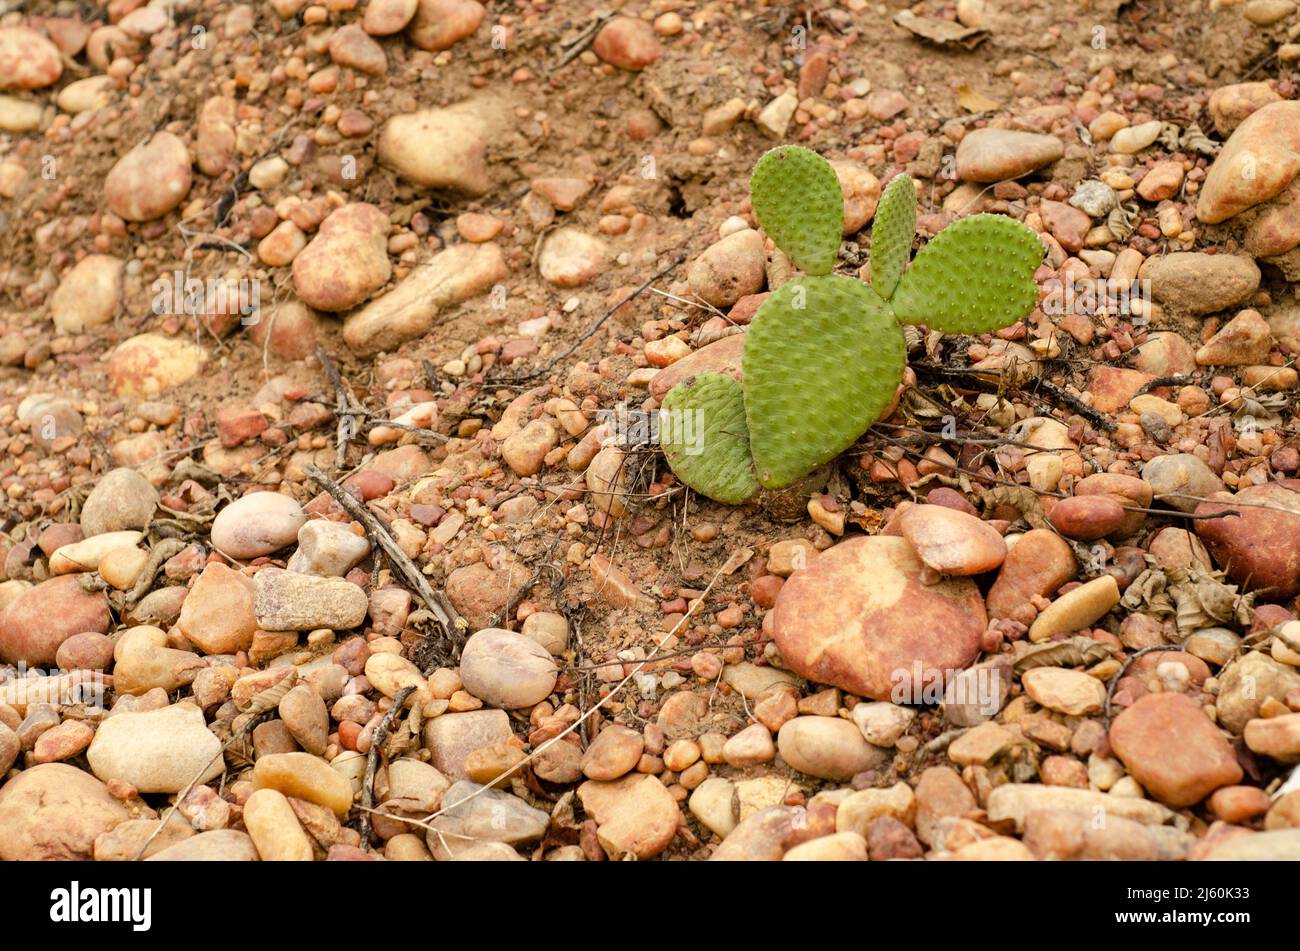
[1014,636,1116,673]
[893,10,987,48]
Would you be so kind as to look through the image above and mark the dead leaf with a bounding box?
[957,83,1000,112]
[894,10,987,49]
[1014,636,1116,673]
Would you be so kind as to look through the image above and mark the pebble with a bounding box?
[104,132,192,222]
[243,788,314,861]
[425,779,548,860]
[145,829,258,861]
[177,562,257,654]
[592,16,662,70]
[279,684,330,755]
[687,229,766,308]
[377,102,495,194]
[286,520,371,577]
[342,242,507,355]
[1021,668,1107,716]
[211,492,307,559]
[458,627,558,709]
[1195,479,1300,598]
[1208,81,1282,136]
[1023,809,1191,860]
[833,161,881,233]
[87,703,223,793]
[986,529,1076,620]
[501,419,558,475]
[408,0,485,51]
[81,467,158,537]
[292,203,392,312]
[0,574,110,666]
[577,774,680,859]
[252,752,354,816]
[1028,575,1119,642]
[582,724,644,781]
[914,766,977,846]
[363,0,419,34]
[1049,494,1127,541]
[776,716,880,781]
[520,611,569,655]
[1195,308,1274,365]
[0,26,63,89]
[0,764,128,860]
[954,129,1064,182]
[254,567,368,631]
[328,24,386,75]
[1109,693,1243,806]
[538,228,607,287]
[423,709,513,780]
[986,783,1174,831]
[851,701,915,747]
[689,776,738,838]
[1109,119,1162,154]
[898,503,1007,575]
[1141,453,1225,513]
[783,831,867,861]
[50,255,123,334]
[723,723,776,767]
[1198,101,1300,223]
[771,536,985,700]
[756,92,798,138]
[1136,160,1185,202]
[1244,712,1300,762]
[1216,651,1300,733]
[1139,251,1260,315]
[108,333,208,399]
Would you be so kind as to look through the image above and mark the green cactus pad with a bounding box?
[890,213,1044,334]
[869,174,917,300]
[749,146,843,276]
[743,275,905,489]
[660,373,760,504]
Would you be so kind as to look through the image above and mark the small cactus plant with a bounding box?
[661,145,1045,503]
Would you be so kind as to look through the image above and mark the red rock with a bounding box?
[1039,199,1090,252]
[1049,494,1127,541]
[0,575,111,666]
[215,404,268,447]
[898,504,1006,575]
[177,562,257,655]
[986,529,1076,619]
[1086,366,1154,414]
[592,16,661,71]
[771,536,985,701]
[1074,472,1152,537]
[1195,479,1300,598]
[407,0,484,50]
[1109,692,1242,807]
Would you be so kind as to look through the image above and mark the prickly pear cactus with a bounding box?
[660,373,760,504]
[656,146,1042,501]
[891,213,1045,333]
[742,275,905,488]
[749,146,843,276]
[869,174,917,300]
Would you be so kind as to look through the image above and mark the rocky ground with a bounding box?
[2,0,1300,863]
